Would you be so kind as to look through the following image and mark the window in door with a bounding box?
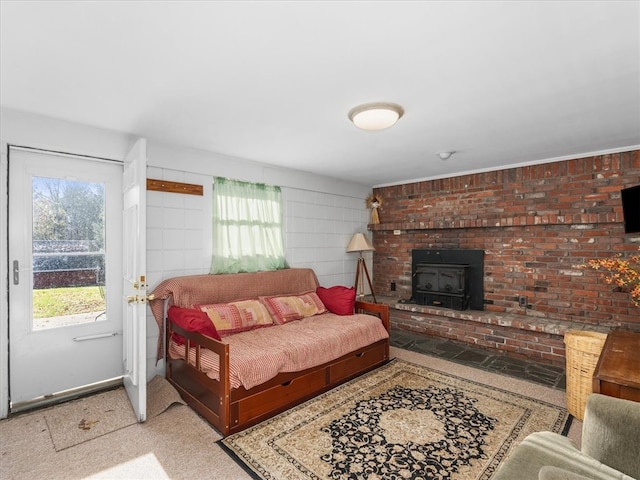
[31,176,107,330]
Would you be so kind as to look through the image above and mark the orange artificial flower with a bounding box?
[587,247,640,307]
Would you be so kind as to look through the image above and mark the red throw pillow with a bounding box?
[316,286,356,315]
[168,306,222,344]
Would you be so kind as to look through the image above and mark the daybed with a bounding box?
[149,268,390,436]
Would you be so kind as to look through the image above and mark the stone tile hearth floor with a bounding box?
[390,328,567,390]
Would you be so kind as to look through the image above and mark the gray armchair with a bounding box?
[492,393,640,480]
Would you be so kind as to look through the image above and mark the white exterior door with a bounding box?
[122,138,148,422]
[8,147,124,407]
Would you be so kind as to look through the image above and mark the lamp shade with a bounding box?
[347,233,375,253]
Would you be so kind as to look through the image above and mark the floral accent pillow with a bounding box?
[196,300,273,336]
[259,291,327,325]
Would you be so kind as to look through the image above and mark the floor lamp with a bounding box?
[347,233,377,303]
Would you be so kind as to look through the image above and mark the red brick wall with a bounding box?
[371,151,640,331]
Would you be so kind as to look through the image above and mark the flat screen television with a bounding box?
[621,184,640,233]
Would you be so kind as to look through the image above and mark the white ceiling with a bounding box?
[1,1,639,187]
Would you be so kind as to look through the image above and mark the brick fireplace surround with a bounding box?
[370,150,640,368]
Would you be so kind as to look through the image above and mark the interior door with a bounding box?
[8,147,123,408]
[122,138,148,422]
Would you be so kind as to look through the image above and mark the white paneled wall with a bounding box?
[146,166,213,288]
[282,187,371,287]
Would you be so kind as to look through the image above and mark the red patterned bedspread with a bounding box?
[168,312,389,390]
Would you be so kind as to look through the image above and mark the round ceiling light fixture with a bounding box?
[348,102,404,131]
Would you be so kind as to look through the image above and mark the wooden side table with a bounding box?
[592,330,640,402]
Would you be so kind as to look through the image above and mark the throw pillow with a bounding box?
[196,299,274,336]
[259,291,327,324]
[316,285,356,315]
[168,306,222,345]
[230,299,274,328]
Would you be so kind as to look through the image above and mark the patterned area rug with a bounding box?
[220,359,569,480]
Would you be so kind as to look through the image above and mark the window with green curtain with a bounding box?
[211,177,288,274]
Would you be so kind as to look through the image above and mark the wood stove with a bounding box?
[412,249,484,311]
[413,263,471,310]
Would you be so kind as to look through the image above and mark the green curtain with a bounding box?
[211,177,288,274]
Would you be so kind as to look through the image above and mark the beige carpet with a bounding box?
[43,375,185,451]
[0,349,579,480]
[0,399,245,480]
[146,375,187,419]
[221,357,570,480]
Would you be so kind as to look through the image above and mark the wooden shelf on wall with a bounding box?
[147,178,203,196]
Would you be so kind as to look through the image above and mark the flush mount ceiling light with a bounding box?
[348,102,404,131]
[438,151,455,160]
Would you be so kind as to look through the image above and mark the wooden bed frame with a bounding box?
[165,300,390,436]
